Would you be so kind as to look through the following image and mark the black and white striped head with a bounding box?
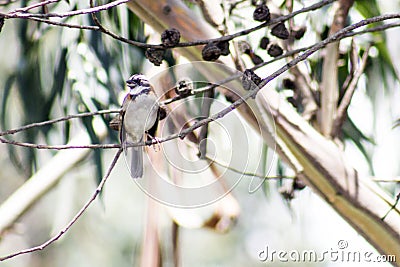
[126,74,151,96]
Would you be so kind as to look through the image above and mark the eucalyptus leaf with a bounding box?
[81,111,103,186]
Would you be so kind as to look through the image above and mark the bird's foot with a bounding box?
[146,134,161,152]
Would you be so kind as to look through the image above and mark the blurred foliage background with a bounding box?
[0,0,400,266]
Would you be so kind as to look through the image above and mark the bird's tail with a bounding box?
[130,146,143,178]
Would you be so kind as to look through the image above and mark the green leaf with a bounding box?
[42,48,68,136]
[354,0,380,19]
[355,0,398,81]
[1,75,16,132]
[81,113,104,186]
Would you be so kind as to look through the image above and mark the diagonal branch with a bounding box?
[0,147,123,261]
[10,0,60,13]
[4,0,129,18]
[331,44,371,137]
[0,137,120,149]
[28,16,100,30]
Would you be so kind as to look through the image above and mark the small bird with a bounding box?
[120,74,160,178]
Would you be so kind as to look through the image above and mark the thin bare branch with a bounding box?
[372,177,400,183]
[4,0,128,18]
[257,14,400,89]
[0,148,123,262]
[339,39,358,93]
[1,15,399,151]
[82,0,337,49]
[180,0,337,46]
[331,44,371,137]
[89,0,161,49]
[4,0,398,56]
[2,0,335,50]
[10,0,60,13]
[36,15,399,44]
[172,14,400,141]
[0,137,120,150]
[207,155,294,180]
[30,17,100,30]
[347,21,400,35]
[0,109,120,137]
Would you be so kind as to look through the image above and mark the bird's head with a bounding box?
[126,74,151,96]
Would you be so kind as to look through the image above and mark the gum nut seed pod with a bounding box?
[250,53,263,65]
[162,5,171,15]
[260,37,269,49]
[202,43,221,61]
[271,23,289,39]
[282,78,296,90]
[242,69,261,91]
[161,28,181,47]
[267,44,283,57]
[145,48,165,66]
[238,40,252,55]
[217,41,230,56]
[253,4,271,22]
[292,26,307,40]
[175,78,194,97]
[293,178,306,190]
[241,75,252,91]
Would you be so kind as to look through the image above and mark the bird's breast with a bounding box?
[123,94,158,142]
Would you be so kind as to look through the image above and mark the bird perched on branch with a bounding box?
[120,74,160,178]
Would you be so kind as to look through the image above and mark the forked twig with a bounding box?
[331,44,371,137]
